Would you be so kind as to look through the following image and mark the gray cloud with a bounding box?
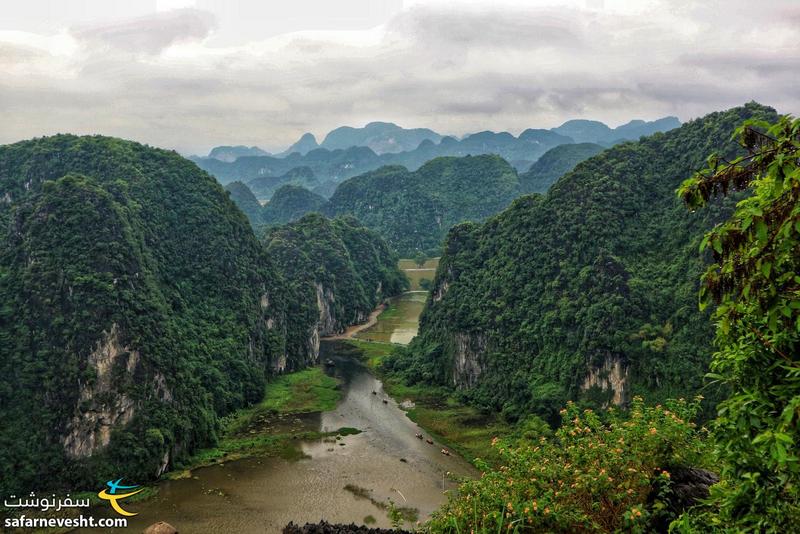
[0,0,797,154]
[70,8,216,55]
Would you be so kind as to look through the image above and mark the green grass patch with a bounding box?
[341,339,394,370]
[374,300,401,321]
[224,366,341,436]
[168,366,353,473]
[261,367,341,413]
[178,425,362,472]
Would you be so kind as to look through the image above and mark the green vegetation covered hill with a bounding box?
[262,185,329,225]
[326,155,521,255]
[247,166,318,201]
[386,103,778,423]
[264,213,407,348]
[0,135,405,496]
[320,121,443,154]
[519,142,604,194]
[552,116,681,145]
[225,180,264,226]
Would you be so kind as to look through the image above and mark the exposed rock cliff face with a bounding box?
[316,282,339,335]
[581,356,629,406]
[62,324,173,459]
[0,135,313,494]
[264,213,407,370]
[452,332,487,388]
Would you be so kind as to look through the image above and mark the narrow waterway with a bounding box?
[80,259,474,533]
[355,258,438,344]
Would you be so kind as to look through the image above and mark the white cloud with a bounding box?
[0,0,797,154]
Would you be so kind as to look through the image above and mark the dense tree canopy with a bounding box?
[0,135,404,496]
[262,185,329,226]
[519,142,605,194]
[326,155,521,255]
[225,180,264,226]
[386,103,778,423]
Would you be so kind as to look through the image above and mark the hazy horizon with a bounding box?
[2,0,798,154]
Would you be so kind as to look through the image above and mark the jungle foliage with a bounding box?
[674,115,800,531]
[326,155,521,255]
[264,213,408,343]
[386,103,778,423]
[429,397,708,533]
[519,142,605,194]
[262,185,329,226]
[0,135,403,496]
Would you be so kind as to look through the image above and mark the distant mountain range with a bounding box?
[225,141,606,255]
[552,117,681,144]
[195,117,681,199]
[207,145,271,162]
[320,121,443,154]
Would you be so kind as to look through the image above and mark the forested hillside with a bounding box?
[264,214,407,356]
[262,185,329,226]
[326,155,520,255]
[386,103,778,422]
[208,145,270,162]
[552,116,680,144]
[225,180,264,226]
[519,142,604,193]
[0,135,404,495]
[319,121,442,154]
[247,166,318,201]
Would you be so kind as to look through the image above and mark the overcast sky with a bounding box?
[1,0,797,155]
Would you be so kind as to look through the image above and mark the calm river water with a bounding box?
[79,258,474,533]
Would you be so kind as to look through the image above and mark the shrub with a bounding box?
[428,397,708,533]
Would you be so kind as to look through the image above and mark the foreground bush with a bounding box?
[428,397,708,533]
[675,115,800,531]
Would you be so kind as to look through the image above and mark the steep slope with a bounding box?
[389,103,777,422]
[225,180,264,226]
[264,214,407,350]
[326,155,520,255]
[0,135,405,495]
[280,133,319,156]
[519,142,604,194]
[0,135,308,493]
[262,185,329,225]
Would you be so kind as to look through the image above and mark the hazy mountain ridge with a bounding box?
[197,117,680,195]
[208,145,271,162]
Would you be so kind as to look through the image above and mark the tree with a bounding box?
[677,115,800,531]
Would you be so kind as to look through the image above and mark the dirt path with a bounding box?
[323,303,386,340]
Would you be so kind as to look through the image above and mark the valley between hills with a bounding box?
[2,103,799,533]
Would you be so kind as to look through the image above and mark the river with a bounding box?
[80,259,474,533]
